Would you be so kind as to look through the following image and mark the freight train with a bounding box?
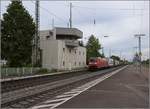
[88,57,120,70]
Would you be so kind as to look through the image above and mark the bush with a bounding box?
[36,68,49,74]
[51,69,58,72]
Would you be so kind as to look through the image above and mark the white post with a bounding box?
[22,67,24,76]
[6,68,8,76]
[17,68,19,76]
[31,67,33,75]
[69,63,71,70]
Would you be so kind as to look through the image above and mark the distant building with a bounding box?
[40,27,86,70]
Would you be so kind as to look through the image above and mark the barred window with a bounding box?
[69,49,71,53]
[63,61,65,66]
[63,48,65,52]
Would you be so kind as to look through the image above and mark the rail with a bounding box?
[1,66,125,104]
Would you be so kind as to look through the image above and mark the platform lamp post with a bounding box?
[101,47,104,57]
[101,36,109,57]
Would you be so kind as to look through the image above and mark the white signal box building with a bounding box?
[40,27,86,70]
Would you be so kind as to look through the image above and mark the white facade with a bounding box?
[40,27,86,70]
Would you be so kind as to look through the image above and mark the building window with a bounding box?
[79,62,81,65]
[63,61,65,66]
[69,49,71,53]
[63,48,65,52]
[74,62,76,66]
[49,31,53,36]
[46,35,50,39]
[79,51,81,55]
[75,50,76,54]
[83,62,84,65]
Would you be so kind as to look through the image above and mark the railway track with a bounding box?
[1,66,124,108]
[1,70,88,93]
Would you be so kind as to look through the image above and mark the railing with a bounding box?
[65,40,79,47]
[1,67,40,79]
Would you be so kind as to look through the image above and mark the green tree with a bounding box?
[1,1,35,67]
[110,55,120,61]
[142,59,149,64]
[86,35,102,62]
[110,55,121,65]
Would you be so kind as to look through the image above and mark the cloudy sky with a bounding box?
[1,1,149,61]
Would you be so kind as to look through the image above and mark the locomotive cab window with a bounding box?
[89,58,96,62]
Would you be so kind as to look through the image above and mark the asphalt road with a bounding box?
[56,65,149,108]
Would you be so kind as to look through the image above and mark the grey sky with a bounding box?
[1,1,149,61]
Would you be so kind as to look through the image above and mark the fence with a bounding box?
[1,67,40,79]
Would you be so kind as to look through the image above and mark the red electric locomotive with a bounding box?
[88,57,109,69]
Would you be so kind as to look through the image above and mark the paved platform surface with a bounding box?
[57,65,149,108]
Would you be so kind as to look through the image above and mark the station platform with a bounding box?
[57,65,149,108]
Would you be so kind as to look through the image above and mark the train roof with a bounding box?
[89,57,107,60]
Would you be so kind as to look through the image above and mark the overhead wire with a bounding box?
[30,0,68,24]
[28,1,53,29]
[73,5,97,36]
[29,1,147,27]
[73,4,145,11]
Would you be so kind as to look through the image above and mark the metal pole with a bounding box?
[70,3,72,28]
[101,47,104,56]
[139,36,141,62]
[103,35,109,57]
[109,48,111,58]
[134,46,138,54]
[67,23,69,28]
[134,34,146,73]
[139,36,142,73]
[34,0,40,66]
[52,18,54,29]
